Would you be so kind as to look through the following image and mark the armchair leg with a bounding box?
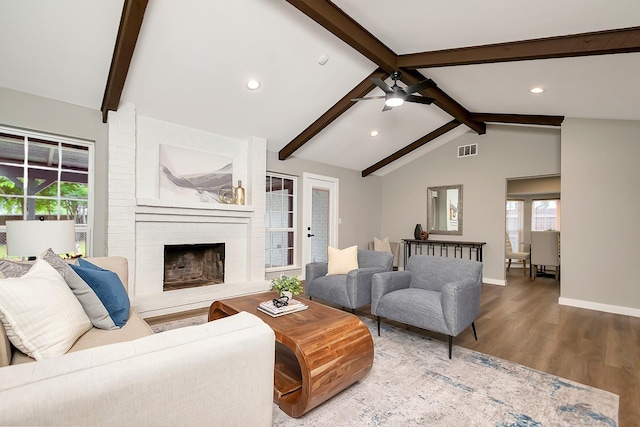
[471,322,477,340]
[377,316,381,336]
[448,336,453,359]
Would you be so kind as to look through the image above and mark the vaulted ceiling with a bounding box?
[1,1,639,176]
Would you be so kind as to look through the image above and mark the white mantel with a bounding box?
[107,104,269,318]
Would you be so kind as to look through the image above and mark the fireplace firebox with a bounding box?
[163,243,225,291]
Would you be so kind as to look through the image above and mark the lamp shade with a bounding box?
[6,220,76,258]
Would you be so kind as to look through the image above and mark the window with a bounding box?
[532,199,561,231]
[0,126,93,258]
[265,173,296,270]
[506,199,524,249]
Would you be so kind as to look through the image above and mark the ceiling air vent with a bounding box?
[457,143,478,158]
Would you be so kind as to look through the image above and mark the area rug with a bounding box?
[151,315,618,426]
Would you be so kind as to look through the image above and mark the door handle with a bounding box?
[307,233,315,237]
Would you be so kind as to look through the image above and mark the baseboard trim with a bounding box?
[559,297,640,318]
[483,277,506,286]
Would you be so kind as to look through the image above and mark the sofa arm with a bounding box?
[305,262,328,283]
[0,312,275,427]
[371,271,412,314]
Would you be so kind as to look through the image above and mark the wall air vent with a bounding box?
[457,143,478,158]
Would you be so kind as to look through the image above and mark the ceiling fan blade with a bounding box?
[404,79,436,95]
[405,95,435,105]
[371,77,394,94]
[351,96,386,101]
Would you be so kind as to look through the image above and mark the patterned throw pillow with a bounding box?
[0,259,92,360]
[0,259,33,279]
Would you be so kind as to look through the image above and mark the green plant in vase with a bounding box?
[271,275,303,300]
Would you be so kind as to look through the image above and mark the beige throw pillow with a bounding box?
[0,259,92,360]
[327,245,359,275]
[373,236,392,253]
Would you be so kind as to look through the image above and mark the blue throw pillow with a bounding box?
[69,258,130,328]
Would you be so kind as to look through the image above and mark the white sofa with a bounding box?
[0,256,276,426]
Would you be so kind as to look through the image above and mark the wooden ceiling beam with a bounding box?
[398,26,640,69]
[284,0,396,73]
[282,0,486,161]
[401,69,485,135]
[469,113,564,127]
[279,69,387,160]
[100,0,148,123]
[362,120,461,177]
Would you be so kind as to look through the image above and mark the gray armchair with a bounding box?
[371,255,483,358]
[305,249,393,312]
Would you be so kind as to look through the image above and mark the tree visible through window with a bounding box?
[265,173,296,270]
[0,127,92,258]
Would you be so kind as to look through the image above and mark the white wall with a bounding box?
[0,87,108,255]
[381,125,561,284]
[560,118,640,315]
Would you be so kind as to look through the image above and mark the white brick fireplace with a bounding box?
[107,104,269,317]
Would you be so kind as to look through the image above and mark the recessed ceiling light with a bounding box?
[370,130,379,137]
[530,87,544,94]
[246,79,260,90]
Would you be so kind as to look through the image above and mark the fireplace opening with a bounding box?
[163,243,225,291]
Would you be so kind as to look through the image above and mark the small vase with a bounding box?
[414,224,423,240]
[280,291,293,301]
[234,180,245,205]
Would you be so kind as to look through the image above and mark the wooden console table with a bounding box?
[403,239,486,265]
[208,292,374,418]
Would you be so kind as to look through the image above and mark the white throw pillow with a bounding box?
[327,245,359,275]
[0,259,92,360]
[373,236,392,254]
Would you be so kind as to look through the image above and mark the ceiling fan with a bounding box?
[352,71,436,111]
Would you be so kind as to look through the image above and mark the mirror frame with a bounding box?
[427,184,463,235]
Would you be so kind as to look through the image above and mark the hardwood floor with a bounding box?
[364,271,640,427]
[150,272,639,425]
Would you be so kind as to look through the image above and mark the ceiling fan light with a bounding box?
[385,97,404,107]
[246,79,260,90]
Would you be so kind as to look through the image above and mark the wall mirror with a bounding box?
[427,185,463,235]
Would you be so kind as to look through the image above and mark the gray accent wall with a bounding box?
[380,125,561,284]
[0,87,108,256]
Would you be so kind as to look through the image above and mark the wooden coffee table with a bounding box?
[208,292,374,418]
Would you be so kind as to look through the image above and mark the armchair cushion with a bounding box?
[327,245,359,275]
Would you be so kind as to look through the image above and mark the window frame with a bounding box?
[506,199,525,250]
[531,198,561,232]
[265,172,297,272]
[0,125,94,257]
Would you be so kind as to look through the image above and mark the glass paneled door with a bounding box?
[302,173,338,274]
